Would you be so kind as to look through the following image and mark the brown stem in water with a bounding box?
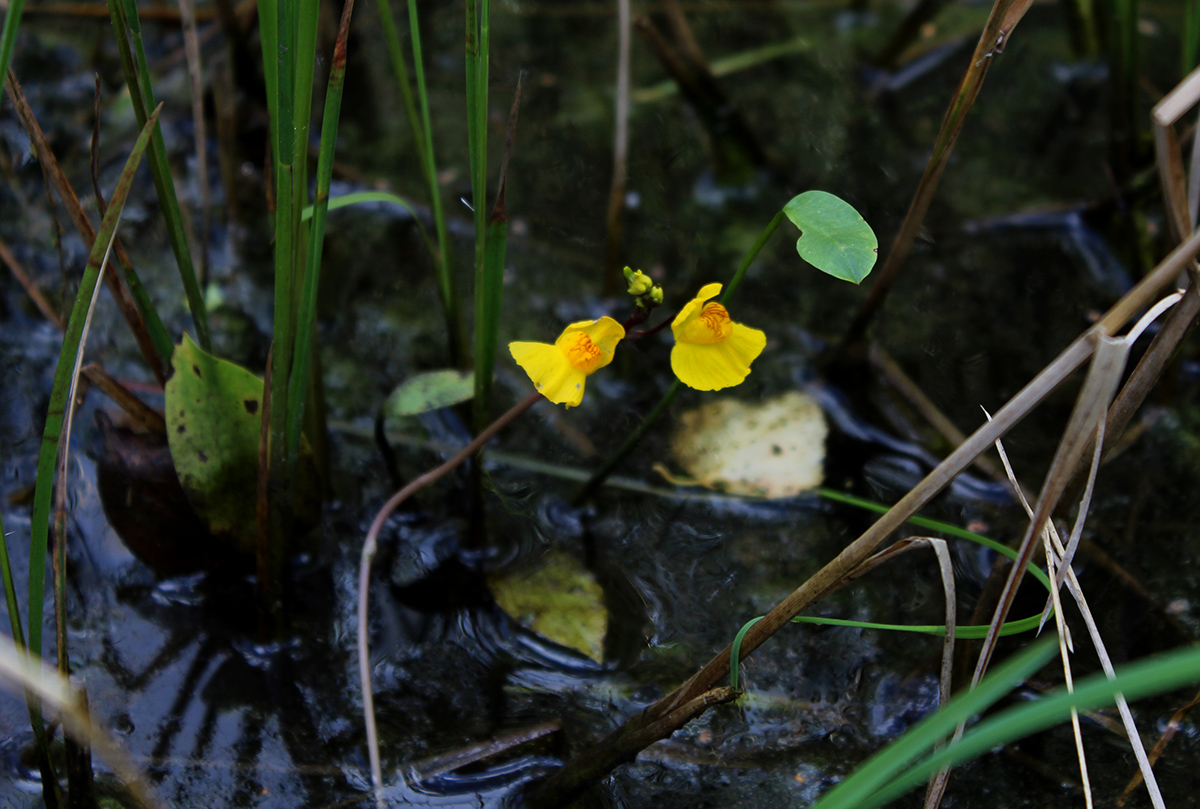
[7,71,167,385]
[525,688,738,809]
[358,390,543,793]
[837,0,1030,359]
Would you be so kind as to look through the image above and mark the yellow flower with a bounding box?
[670,283,766,391]
[509,317,626,407]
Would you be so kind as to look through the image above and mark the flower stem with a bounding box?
[573,209,785,505]
[721,209,784,304]
[358,389,541,795]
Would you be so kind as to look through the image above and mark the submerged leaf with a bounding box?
[669,391,827,498]
[490,552,607,662]
[784,190,878,284]
[165,335,317,554]
[384,369,475,418]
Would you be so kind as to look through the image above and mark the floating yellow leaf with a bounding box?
[490,551,607,662]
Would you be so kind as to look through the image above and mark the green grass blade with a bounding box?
[287,0,357,463]
[815,487,1054,591]
[473,215,507,431]
[0,0,27,109]
[109,0,210,350]
[409,0,463,366]
[809,636,1058,809]
[790,612,1043,638]
[303,190,423,219]
[376,0,428,173]
[864,641,1200,808]
[0,508,25,650]
[28,105,161,663]
[466,0,490,308]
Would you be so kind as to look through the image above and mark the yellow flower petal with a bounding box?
[671,283,723,334]
[670,284,765,391]
[509,317,626,407]
[510,341,588,406]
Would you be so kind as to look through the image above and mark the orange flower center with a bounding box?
[683,302,733,344]
[563,332,603,372]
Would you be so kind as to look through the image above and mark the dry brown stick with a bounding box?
[633,14,771,174]
[660,0,708,69]
[0,235,63,328]
[1151,66,1200,243]
[868,342,1003,480]
[178,0,211,288]
[6,71,168,386]
[0,234,166,433]
[525,227,1200,809]
[359,390,544,794]
[602,0,632,295]
[525,688,738,809]
[408,720,562,782]
[79,365,165,434]
[839,0,1030,354]
[1118,689,1200,804]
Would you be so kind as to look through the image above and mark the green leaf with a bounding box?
[166,335,317,554]
[783,190,878,284]
[490,551,607,662]
[384,369,475,418]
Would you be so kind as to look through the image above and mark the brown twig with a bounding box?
[837,0,1032,357]
[6,71,168,386]
[525,687,738,809]
[0,236,64,328]
[602,0,632,295]
[408,720,562,782]
[358,390,544,794]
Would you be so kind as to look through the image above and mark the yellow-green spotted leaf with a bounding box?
[384,369,475,418]
[784,190,878,284]
[490,551,607,662]
[165,335,316,554]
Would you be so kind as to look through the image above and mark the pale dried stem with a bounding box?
[358,392,542,794]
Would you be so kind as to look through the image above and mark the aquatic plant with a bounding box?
[3,0,1200,807]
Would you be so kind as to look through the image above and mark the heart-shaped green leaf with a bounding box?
[784,190,878,284]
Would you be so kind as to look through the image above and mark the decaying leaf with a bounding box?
[668,391,827,497]
[490,551,607,662]
[95,411,239,575]
[165,335,318,554]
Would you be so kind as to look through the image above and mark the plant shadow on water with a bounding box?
[2,1,1200,808]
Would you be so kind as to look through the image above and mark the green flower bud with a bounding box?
[624,267,654,297]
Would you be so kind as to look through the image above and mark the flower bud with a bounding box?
[624,267,654,297]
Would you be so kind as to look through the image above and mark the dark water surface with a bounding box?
[2,2,1200,807]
